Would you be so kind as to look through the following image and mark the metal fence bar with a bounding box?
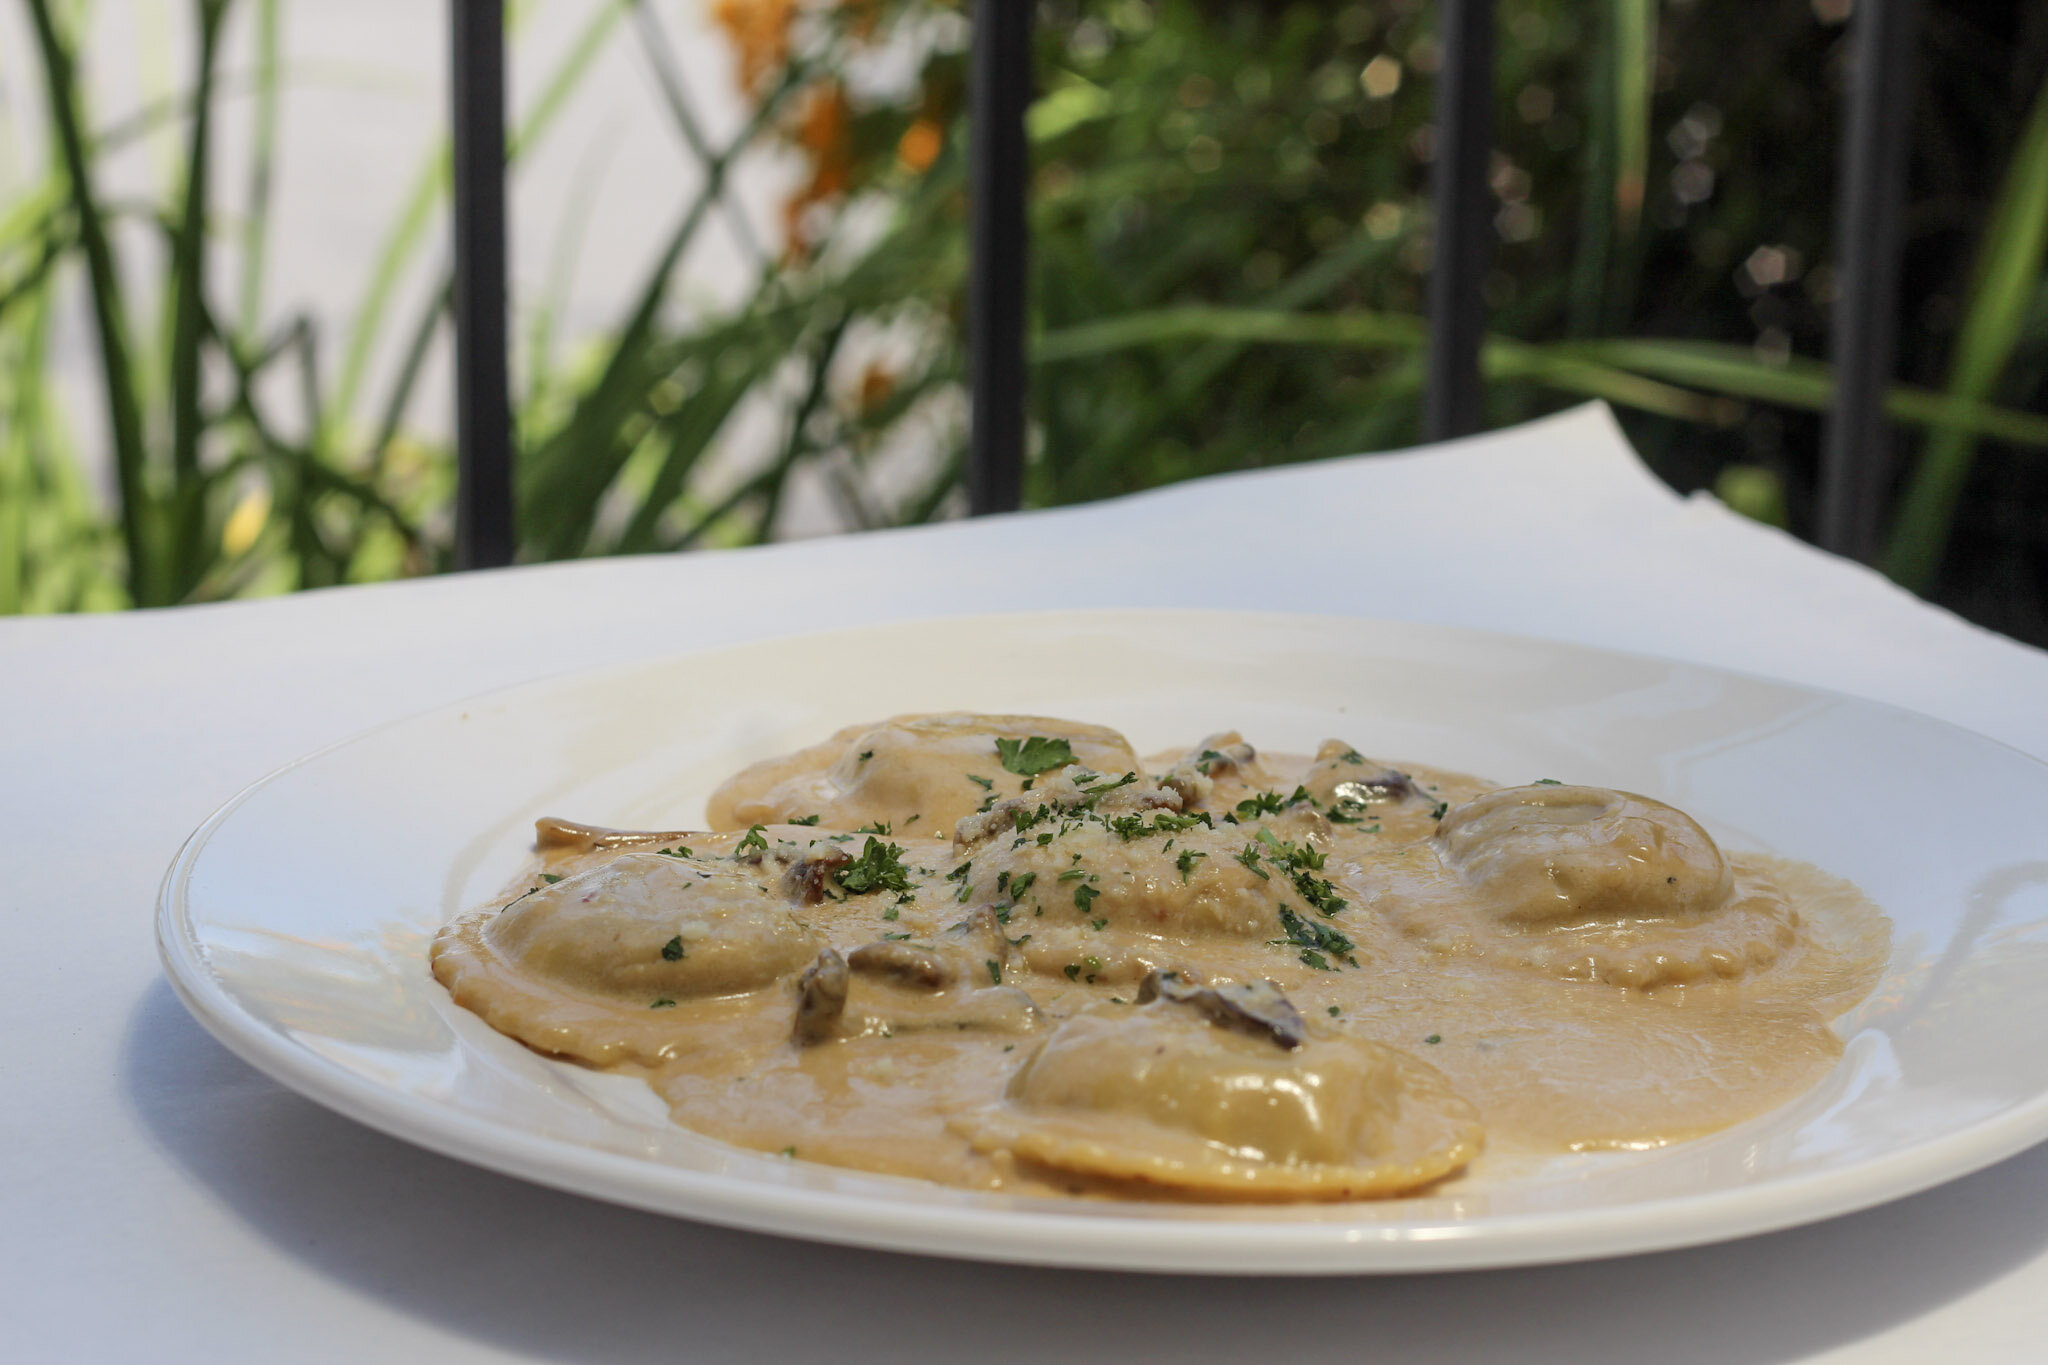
[450,0,515,568]
[1820,0,1920,563]
[1424,0,1497,443]
[967,0,1030,516]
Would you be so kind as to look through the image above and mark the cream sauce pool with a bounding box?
[430,713,1889,1201]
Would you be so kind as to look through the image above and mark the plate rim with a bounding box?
[156,605,2048,1274]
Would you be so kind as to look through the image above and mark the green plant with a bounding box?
[4,0,2046,641]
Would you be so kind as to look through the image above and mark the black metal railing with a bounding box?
[446,0,1919,569]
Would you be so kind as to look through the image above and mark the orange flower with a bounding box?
[712,0,798,94]
[896,117,943,174]
[856,363,897,417]
[783,81,853,257]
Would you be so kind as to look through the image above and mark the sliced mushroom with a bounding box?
[783,847,853,904]
[793,948,849,1045]
[847,940,953,989]
[1136,968,1306,1050]
[846,906,1015,991]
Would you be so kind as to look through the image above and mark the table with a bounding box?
[8,404,2047,1362]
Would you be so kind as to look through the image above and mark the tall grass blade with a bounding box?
[168,0,228,600]
[1559,337,2048,445]
[236,0,280,343]
[334,0,627,428]
[24,0,157,605]
[1882,73,2048,589]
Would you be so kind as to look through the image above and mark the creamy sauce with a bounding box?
[431,714,1889,1200]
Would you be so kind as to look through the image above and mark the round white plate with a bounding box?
[158,609,2048,1273]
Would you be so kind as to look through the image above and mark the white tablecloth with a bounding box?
[8,404,2047,1362]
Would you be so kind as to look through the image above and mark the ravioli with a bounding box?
[958,975,1482,1197]
[430,712,1891,1200]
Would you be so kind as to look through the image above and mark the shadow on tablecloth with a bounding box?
[126,979,2046,1365]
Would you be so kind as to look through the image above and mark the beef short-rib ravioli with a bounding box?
[1411,784,1801,989]
[431,852,822,1064]
[707,713,1140,833]
[957,975,1481,1198]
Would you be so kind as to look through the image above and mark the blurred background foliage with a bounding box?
[4,0,2048,642]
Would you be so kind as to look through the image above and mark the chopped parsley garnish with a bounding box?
[1234,790,1289,819]
[1074,883,1100,913]
[881,906,900,921]
[985,959,1003,985]
[882,931,912,941]
[736,824,769,855]
[855,820,893,836]
[650,997,677,1008]
[1090,917,1107,931]
[905,814,920,826]
[786,814,819,826]
[946,860,973,882]
[995,735,1075,777]
[780,1146,797,1157]
[1195,748,1227,774]
[834,837,914,895]
[1327,1005,1342,1017]
[1429,801,1450,821]
[858,750,873,762]
[540,873,562,884]
[1277,905,1357,968]
[655,845,693,858]
[1058,868,1087,882]
[1079,772,1138,798]
[1425,1034,1442,1045]
[660,935,685,961]
[1154,811,1213,832]
[1007,871,1037,900]
[1064,964,1080,981]
[1299,950,1332,971]
[1177,849,1207,882]
[1534,778,1563,785]
[966,773,994,790]
[1234,844,1269,880]
[1340,749,1365,765]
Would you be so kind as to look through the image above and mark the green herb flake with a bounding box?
[650,997,678,1009]
[1074,883,1100,913]
[660,935,685,961]
[736,824,769,855]
[967,773,995,790]
[790,814,822,826]
[834,836,914,895]
[1327,1005,1341,1017]
[1234,790,1287,819]
[985,959,1003,985]
[1425,1034,1442,1045]
[1234,844,1269,880]
[995,735,1076,777]
[881,906,900,922]
[1177,849,1207,882]
[540,872,563,884]
[1299,950,1333,971]
[1064,965,1080,981]
[855,820,893,836]
[780,1146,797,1157]
[1430,801,1450,821]
[1533,778,1563,786]
[1276,905,1358,967]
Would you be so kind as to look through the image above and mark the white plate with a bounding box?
[158,609,2048,1273]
